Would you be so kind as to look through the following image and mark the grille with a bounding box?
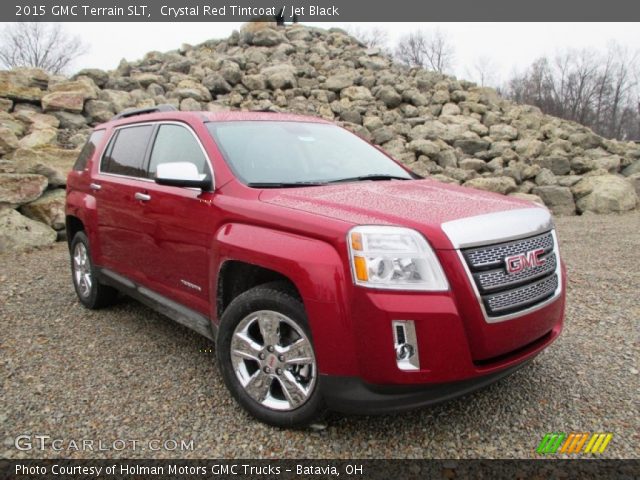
[474,252,557,293]
[462,231,559,317]
[464,232,554,269]
[485,274,559,314]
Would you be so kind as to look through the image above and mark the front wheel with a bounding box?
[216,283,325,427]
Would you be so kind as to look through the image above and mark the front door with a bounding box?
[136,122,216,317]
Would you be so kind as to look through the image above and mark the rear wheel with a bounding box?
[217,283,324,427]
[70,232,118,309]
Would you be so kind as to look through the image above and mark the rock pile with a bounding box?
[0,23,638,252]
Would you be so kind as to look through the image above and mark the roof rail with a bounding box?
[112,104,177,121]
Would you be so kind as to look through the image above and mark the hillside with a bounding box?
[0,23,639,251]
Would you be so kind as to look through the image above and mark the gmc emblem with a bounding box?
[505,248,546,274]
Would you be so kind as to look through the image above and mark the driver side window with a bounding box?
[148,124,209,177]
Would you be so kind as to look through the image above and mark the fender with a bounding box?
[212,222,358,376]
[65,189,101,258]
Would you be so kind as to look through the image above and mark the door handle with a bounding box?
[89,183,101,191]
[134,192,151,202]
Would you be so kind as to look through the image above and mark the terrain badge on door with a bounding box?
[180,279,202,291]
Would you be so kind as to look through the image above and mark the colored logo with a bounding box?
[505,248,546,274]
[536,432,613,455]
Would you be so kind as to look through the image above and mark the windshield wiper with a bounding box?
[246,181,327,188]
[327,174,412,184]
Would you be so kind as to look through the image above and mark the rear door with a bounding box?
[92,123,155,284]
[136,122,217,316]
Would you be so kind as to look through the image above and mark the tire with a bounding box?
[216,282,325,427]
[70,231,118,309]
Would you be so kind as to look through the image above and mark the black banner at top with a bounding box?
[3,0,640,22]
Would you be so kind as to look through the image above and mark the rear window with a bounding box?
[101,125,154,178]
[73,130,105,171]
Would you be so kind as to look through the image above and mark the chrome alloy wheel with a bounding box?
[73,242,92,298]
[230,310,317,411]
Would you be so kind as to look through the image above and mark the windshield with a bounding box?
[206,121,413,186]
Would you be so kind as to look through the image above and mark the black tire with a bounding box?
[216,282,325,427]
[70,231,118,309]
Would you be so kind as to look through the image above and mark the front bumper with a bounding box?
[320,358,533,415]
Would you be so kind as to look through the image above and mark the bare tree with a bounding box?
[503,44,640,140]
[346,25,389,50]
[0,23,87,74]
[466,56,499,87]
[394,32,427,68]
[395,29,455,73]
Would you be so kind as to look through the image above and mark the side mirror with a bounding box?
[155,162,212,190]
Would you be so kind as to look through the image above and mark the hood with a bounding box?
[259,179,546,249]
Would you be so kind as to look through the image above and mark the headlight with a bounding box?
[347,226,449,291]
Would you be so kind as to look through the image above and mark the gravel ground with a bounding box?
[1,212,638,459]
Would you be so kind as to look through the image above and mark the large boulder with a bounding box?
[251,28,286,46]
[533,155,571,176]
[98,89,134,113]
[173,79,212,102]
[0,173,48,208]
[0,207,57,253]
[240,21,278,45]
[261,65,297,90]
[489,124,518,141]
[464,176,517,195]
[48,78,98,100]
[376,86,402,108]
[52,111,87,129]
[572,175,638,214]
[75,68,109,88]
[358,55,388,71]
[341,86,373,101]
[508,192,545,206]
[622,160,640,177]
[532,186,576,216]
[0,127,20,155]
[626,173,640,198]
[407,139,440,157]
[453,132,490,155]
[459,158,486,172]
[9,146,79,187]
[0,69,47,102]
[18,128,58,149]
[220,61,243,86]
[84,100,116,123]
[204,73,232,94]
[325,74,354,92]
[41,91,85,113]
[20,188,66,230]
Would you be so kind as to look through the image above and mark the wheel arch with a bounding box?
[212,223,357,376]
[216,260,301,319]
[65,215,85,249]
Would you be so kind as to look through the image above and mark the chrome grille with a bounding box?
[464,232,554,269]
[462,231,559,317]
[485,274,559,314]
[474,252,557,293]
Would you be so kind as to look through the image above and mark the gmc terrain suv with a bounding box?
[66,105,565,427]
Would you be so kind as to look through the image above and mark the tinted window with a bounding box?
[73,130,105,171]
[207,121,411,185]
[101,125,153,177]
[148,124,208,176]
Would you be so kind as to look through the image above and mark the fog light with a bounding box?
[392,320,419,371]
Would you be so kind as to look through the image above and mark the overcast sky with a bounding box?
[27,22,640,85]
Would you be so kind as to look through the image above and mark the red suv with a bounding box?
[66,105,565,427]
